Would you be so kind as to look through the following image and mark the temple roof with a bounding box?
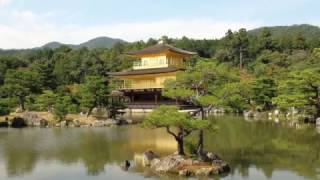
[109,67,182,76]
[127,43,197,56]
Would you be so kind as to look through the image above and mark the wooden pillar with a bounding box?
[155,91,158,105]
[158,90,162,102]
[128,91,133,119]
[130,91,134,103]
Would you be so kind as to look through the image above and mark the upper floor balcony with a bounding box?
[114,79,164,90]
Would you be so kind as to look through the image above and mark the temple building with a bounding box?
[110,43,197,109]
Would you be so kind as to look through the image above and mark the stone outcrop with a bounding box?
[0,111,137,128]
[206,152,222,163]
[52,118,134,128]
[194,166,219,176]
[120,160,131,171]
[71,119,81,127]
[151,154,186,173]
[243,110,255,118]
[142,150,159,166]
[91,108,108,117]
[137,151,230,177]
[92,120,106,127]
[21,112,49,127]
[56,120,67,127]
[11,117,27,128]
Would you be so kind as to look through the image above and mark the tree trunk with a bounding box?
[197,130,204,157]
[176,127,185,156]
[197,107,205,157]
[166,126,185,156]
[177,137,185,156]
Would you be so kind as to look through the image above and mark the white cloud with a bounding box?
[0,10,263,49]
[0,0,11,7]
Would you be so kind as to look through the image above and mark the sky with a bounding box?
[0,0,319,49]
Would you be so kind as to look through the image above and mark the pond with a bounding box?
[0,115,319,180]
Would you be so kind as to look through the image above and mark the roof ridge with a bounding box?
[127,43,196,56]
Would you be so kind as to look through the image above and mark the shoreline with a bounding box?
[1,110,318,129]
[0,111,137,128]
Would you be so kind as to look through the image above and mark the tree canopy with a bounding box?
[80,76,110,117]
[142,105,217,155]
[0,24,319,119]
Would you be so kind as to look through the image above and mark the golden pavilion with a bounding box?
[110,43,196,109]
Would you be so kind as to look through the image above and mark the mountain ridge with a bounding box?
[247,24,320,40]
[1,24,319,51]
[42,36,126,50]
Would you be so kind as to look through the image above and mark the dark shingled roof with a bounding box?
[109,67,183,76]
[127,43,197,56]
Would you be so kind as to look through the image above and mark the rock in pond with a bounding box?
[21,112,49,127]
[60,121,67,127]
[150,154,188,173]
[142,150,159,166]
[104,119,114,126]
[115,119,129,125]
[11,117,27,128]
[55,120,73,128]
[122,160,131,170]
[136,152,232,177]
[179,169,192,177]
[194,166,219,176]
[218,163,231,173]
[73,119,81,127]
[206,152,222,164]
[92,120,107,127]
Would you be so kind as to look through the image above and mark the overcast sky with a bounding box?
[0,0,319,49]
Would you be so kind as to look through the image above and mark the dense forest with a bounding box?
[0,24,320,120]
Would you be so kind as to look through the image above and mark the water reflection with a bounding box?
[0,127,175,179]
[0,116,319,180]
[206,115,320,180]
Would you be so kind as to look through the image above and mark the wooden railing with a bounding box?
[118,80,163,89]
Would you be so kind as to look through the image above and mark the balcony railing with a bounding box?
[118,80,163,89]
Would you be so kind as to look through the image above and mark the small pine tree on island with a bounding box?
[142,105,217,156]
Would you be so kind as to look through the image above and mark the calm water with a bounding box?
[0,115,319,180]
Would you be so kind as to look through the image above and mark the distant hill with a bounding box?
[248,24,320,41]
[78,37,126,49]
[42,36,126,49]
[3,24,320,51]
[42,42,71,49]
